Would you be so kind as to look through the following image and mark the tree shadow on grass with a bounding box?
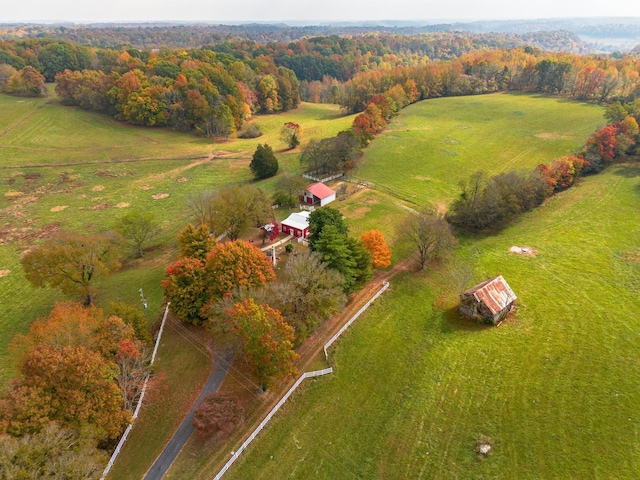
[441,305,492,334]
[611,163,640,178]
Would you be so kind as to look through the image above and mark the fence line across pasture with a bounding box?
[100,302,171,480]
[213,281,390,480]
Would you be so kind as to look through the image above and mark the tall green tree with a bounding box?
[250,143,279,179]
[209,185,271,240]
[113,210,160,258]
[308,206,348,250]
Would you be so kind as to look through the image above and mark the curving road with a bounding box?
[143,348,235,480]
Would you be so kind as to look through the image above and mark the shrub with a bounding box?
[192,392,244,441]
[239,123,262,139]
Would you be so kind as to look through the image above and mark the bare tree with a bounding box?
[399,210,458,270]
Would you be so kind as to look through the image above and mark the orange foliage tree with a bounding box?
[0,344,129,441]
[205,240,275,297]
[360,230,392,269]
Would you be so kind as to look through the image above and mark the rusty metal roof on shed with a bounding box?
[463,275,517,315]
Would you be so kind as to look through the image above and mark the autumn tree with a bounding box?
[0,423,107,479]
[250,143,279,179]
[192,392,244,441]
[177,223,215,261]
[113,210,160,258]
[270,252,346,343]
[21,231,122,305]
[0,344,129,441]
[109,301,152,344]
[226,299,298,391]
[273,174,307,207]
[400,211,458,270]
[209,185,272,240]
[161,257,208,325]
[115,339,149,411]
[360,230,392,268]
[205,240,275,298]
[280,122,302,149]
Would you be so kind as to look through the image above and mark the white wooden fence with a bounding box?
[213,281,390,480]
[100,302,171,480]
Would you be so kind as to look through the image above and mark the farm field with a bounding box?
[216,165,640,479]
[356,92,606,206]
[0,92,354,383]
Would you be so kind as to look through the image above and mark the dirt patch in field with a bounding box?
[4,191,23,198]
[0,221,61,246]
[0,270,10,277]
[51,206,68,212]
[92,185,105,191]
[133,156,211,187]
[92,203,111,210]
[455,124,470,129]
[141,185,153,190]
[176,177,190,183]
[115,202,130,208]
[212,150,236,158]
[535,133,573,140]
[152,193,170,200]
[77,194,87,199]
[509,246,537,256]
[623,249,640,264]
[444,138,461,144]
[349,206,371,219]
[96,171,118,178]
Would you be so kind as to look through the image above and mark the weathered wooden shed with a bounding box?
[459,275,517,325]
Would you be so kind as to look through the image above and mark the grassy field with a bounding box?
[218,165,640,479]
[0,92,354,383]
[355,92,606,207]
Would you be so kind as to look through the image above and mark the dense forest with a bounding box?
[0,23,594,53]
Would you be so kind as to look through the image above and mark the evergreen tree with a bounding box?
[250,143,279,179]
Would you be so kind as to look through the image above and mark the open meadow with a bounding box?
[355,92,606,207]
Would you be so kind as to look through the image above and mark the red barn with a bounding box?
[300,182,336,207]
[280,211,311,238]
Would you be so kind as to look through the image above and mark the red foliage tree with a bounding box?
[161,257,208,324]
[192,392,244,441]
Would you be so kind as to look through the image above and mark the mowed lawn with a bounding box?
[356,92,606,206]
[220,166,640,479]
[0,92,354,383]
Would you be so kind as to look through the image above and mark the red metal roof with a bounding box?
[463,275,517,315]
[306,182,335,200]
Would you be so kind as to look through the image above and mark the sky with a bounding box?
[2,0,640,23]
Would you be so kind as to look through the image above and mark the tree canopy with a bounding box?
[21,231,122,305]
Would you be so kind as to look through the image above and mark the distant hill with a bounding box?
[0,22,592,54]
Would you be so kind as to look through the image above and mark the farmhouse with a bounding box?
[300,182,336,207]
[459,275,517,324]
[280,211,311,238]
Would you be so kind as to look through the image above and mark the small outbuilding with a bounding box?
[459,275,517,325]
[280,211,311,239]
[300,182,336,207]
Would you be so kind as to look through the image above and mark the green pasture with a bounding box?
[217,166,640,479]
[355,92,606,206]
[0,92,353,383]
